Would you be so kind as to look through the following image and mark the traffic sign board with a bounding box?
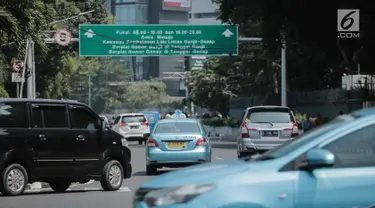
[11,59,24,72]
[79,24,238,57]
[54,28,72,46]
[11,72,24,83]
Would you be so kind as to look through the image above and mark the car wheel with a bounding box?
[49,181,71,192]
[100,160,124,191]
[0,163,28,196]
[146,165,157,175]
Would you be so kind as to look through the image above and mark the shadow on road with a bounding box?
[133,170,171,176]
[211,142,237,149]
[0,189,102,197]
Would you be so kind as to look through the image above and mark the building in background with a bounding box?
[189,0,220,25]
[105,0,148,81]
[146,0,190,97]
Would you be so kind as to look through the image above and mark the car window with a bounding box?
[31,106,43,128]
[40,105,69,128]
[246,108,294,123]
[154,122,200,133]
[122,115,146,123]
[323,124,375,168]
[114,116,120,124]
[70,106,98,130]
[0,102,28,128]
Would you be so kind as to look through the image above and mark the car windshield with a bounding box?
[154,122,200,133]
[122,115,146,123]
[252,115,355,161]
[247,108,294,123]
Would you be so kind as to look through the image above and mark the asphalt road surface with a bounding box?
[0,142,237,208]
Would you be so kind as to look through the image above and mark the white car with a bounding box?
[112,113,150,145]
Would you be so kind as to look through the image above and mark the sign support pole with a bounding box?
[26,39,33,99]
[19,39,29,98]
[16,83,19,98]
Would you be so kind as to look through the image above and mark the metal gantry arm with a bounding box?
[161,72,187,80]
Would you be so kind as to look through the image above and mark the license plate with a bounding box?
[262,131,279,137]
[168,142,187,148]
[130,126,139,129]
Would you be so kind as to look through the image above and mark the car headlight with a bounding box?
[144,184,214,207]
[121,138,128,147]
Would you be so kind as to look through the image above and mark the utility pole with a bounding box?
[88,74,92,107]
[281,41,287,106]
[26,39,34,98]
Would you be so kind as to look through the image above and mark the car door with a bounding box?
[68,105,103,175]
[30,103,72,177]
[295,123,375,208]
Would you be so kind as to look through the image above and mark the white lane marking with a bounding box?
[117,187,132,192]
[84,187,101,191]
[215,157,224,160]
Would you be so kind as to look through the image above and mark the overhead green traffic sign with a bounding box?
[79,24,238,57]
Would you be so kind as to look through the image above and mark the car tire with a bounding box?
[100,160,124,191]
[49,181,71,192]
[0,163,28,196]
[146,165,157,175]
[238,152,248,158]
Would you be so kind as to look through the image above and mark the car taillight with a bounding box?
[196,138,208,146]
[119,122,127,127]
[284,123,299,137]
[147,138,158,147]
[241,123,250,138]
[142,122,149,126]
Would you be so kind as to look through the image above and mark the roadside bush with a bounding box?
[0,87,9,98]
[201,117,239,127]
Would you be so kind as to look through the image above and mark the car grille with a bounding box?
[134,188,160,202]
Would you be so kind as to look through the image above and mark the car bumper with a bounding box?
[146,147,210,164]
[120,133,150,139]
[239,138,288,152]
[134,198,208,208]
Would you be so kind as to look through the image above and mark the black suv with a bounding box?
[0,98,132,196]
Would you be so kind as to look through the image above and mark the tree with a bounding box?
[187,68,230,116]
[216,0,375,90]
[123,79,170,110]
[69,57,132,113]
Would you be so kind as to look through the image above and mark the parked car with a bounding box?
[134,110,375,207]
[0,98,132,196]
[112,113,150,145]
[236,106,299,158]
[145,118,211,175]
[139,111,160,133]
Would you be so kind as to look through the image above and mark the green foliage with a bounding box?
[69,57,132,113]
[123,78,171,110]
[0,87,9,98]
[187,68,230,116]
[216,0,375,91]
[200,117,238,127]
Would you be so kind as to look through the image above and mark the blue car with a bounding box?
[135,109,375,208]
[145,118,212,175]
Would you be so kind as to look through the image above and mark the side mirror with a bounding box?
[232,120,240,127]
[302,149,335,170]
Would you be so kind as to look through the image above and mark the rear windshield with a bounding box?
[154,122,200,133]
[122,115,146,123]
[246,108,294,123]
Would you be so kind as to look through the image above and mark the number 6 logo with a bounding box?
[341,11,356,30]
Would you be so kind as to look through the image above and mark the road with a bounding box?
[0,142,237,208]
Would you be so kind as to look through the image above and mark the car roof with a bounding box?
[119,113,145,116]
[246,105,291,110]
[0,98,82,105]
[157,118,199,123]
